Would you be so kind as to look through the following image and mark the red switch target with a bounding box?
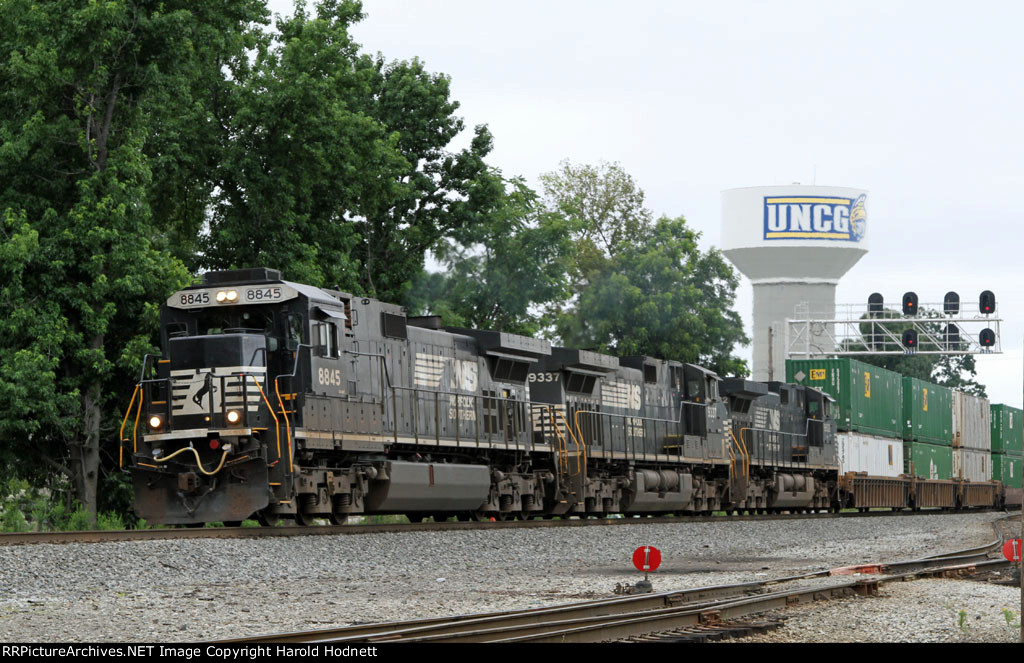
[1002,539,1022,562]
[632,545,662,572]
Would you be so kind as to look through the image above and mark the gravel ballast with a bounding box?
[0,512,1013,642]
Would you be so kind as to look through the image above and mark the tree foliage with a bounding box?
[0,0,261,514]
[203,0,503,303]
[540,161,748,375]
[407,176,574,336]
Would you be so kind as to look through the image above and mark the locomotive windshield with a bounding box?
[192,307,276,336]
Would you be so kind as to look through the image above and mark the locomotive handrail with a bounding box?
[572,399,702,431]
[119,384,141,468]
[549,407,585,480]
[571,400,696,460]
[274,378,292,462]
[555,409,586,480]
[278,343,312,382]
[139,353,158,382]
[728,428,749,479]
[246,347,268,367]
[739,419,823,469]
[547,407,572,477]
[387,384,534,448]
[248,374,286,472]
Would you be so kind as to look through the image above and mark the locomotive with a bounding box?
[121,268,1006,525]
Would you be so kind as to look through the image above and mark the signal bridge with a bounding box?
[786,297,1002,358]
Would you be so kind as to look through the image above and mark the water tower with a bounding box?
[721,185,869,381]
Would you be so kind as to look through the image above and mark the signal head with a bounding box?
[867,293,884,314]
[980,290,995,315]
[902,292,918,316]
[944,323,961,350]
[980,328,996,347]
[943,291,960,316]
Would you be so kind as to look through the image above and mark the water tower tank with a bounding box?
[721,185,869,381]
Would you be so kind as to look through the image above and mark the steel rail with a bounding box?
[0,508,1013,546]
[212,531,1013,644]
[211,577,799,645]
[365,560,1014,644]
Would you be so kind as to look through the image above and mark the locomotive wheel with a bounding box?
[223,521,242,528]
[255,511,278,527]
[294,510,316,526]
[328,512,348,525]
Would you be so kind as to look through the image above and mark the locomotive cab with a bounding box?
[127,268,318,524]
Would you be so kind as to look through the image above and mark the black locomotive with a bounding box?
[120,268,995,526]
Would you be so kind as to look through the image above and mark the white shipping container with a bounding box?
[952,391,991,451]
[954,447,991,481]
[837,432,904,477]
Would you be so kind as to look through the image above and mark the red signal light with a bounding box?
[210,438,220,450]
[980,291,995,314]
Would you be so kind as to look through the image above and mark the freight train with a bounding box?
[120,269,1020,525]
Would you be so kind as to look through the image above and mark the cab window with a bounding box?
[314,321,339,358]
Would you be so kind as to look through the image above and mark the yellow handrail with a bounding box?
[119,384,141,468]
[131,384,144,455]
[565,410,590,479]
[730,428,749,478]
[274,378,292,460]
[556,409,584,477]
[547,406,571,475]
[249,375,287,473]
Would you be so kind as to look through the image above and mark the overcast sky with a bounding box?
[269,1,1024,406]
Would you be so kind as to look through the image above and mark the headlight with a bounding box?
[148,416,163,430]
[226,410,241,424]
[226,290,238,302]
[216,290,228,302]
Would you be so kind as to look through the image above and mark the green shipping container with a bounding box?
[901,377,952,445]
[903,441,954,480]
[993,453,1023,489]
[991,404,1023,454]
[786,358,902,438]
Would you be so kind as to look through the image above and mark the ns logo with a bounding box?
[763,193,866,242]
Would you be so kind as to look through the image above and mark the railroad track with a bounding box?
[0,507,1012,546]
[213,535,1013,644]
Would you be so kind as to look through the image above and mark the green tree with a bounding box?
[0,0,259,517]
[204,0,503,303]
[407,175,574,335]
[554,215,748,375]
[540,161,748,375]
